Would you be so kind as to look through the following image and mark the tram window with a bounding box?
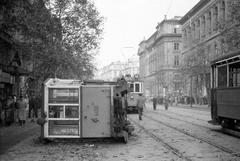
[218,66,227,87]
[49,106,63,118]
[229,62,240,87]
[49,120,79,135]
[135,84,140,92]
[129,83,134,92]
[49,88,79,103]
[65,106,79,118]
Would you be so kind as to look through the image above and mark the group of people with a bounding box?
[136,94,171,121]
[0,94,40,127]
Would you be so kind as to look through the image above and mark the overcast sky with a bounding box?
[93,0,200,69]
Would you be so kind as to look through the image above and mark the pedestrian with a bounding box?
[5,96,14,126]
[28,96,34,120]
[137,93,146,120]
[30,96,38,122]
[23,94,29,118]
[12,95,18,123]
[164,95,169,110]
[153,95,157,110]
[17,95,27,126]
[175,96,178,106]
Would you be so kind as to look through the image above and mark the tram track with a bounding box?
[128,117,192,161]
[142,114,240,158]
[152,108,208,122]
[147,110,209,129]
[148,109,240,138]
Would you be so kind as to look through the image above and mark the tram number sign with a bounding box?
[94,106,99,116]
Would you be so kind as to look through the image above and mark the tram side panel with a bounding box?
[216,87,240,120]
[81,86,112,138]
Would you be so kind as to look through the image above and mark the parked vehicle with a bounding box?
[209,49,240,132]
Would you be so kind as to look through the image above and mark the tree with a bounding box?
[178,42,210,106]
[218,0,240,53]
[1,0,104,80]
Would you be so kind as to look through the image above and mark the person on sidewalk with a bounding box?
[5,96,14,126]
[164,95,169,110]
[175,96,178,106]
[17,95,27,126]
[12,95,18,123]
[153,95,157,110]
[30,96,38,122]
[137,93,146,120]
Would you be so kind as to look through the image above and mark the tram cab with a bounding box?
[37,78,134,142]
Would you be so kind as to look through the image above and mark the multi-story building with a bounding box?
[121,56,139,77]
[179,0,227,104]
[100,57,139,82]
[138,16,182,97]
[101,61,125,81]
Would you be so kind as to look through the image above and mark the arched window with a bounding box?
[213,5,218,30]
[201,16,206,37]
[197,19,200,39]
[221,1,226,21]
[208,11,212,34]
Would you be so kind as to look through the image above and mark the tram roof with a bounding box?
[211,49,240,65]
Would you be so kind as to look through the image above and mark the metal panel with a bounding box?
[82,86,111,137]
[217,87,240,120]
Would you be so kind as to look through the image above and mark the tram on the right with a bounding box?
[209,49,240,133]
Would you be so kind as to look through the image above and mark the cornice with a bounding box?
[179,0,210,25]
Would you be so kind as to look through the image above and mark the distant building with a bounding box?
[138,16,183,97]
[121,56,139,77]
[101,61,125,81]
[100,57,139,82]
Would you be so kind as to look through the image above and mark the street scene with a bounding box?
[1,0,240,161]
[1,102,240,161]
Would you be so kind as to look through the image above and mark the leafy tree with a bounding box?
[218,0,240,53]
[1,0,104,80]
[178,42,210,105]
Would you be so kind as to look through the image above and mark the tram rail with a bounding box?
[142,114,240,158]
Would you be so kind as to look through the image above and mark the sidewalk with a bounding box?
[0,109,41,139]
[145,101,209,109]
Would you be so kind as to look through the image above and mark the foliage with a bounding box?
[218,0,240,52]
[1,0,104,80]
[178,42,209,77]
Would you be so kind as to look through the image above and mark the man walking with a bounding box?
[153,95,157,110]
[137,93,145,120]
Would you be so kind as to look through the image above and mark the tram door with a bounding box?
[81,86,112,138]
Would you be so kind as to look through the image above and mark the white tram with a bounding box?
[37,78,134,142]
[126,74,143,113]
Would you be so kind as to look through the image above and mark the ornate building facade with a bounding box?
[138,16,183,98]
[179,0,228,104]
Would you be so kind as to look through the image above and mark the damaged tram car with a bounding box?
[37,78,134,142]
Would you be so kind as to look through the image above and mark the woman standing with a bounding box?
[17,95,27,126]
[5,96,14,126]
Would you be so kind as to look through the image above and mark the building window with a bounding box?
[174,43,179,50]
[174,55,179,66]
